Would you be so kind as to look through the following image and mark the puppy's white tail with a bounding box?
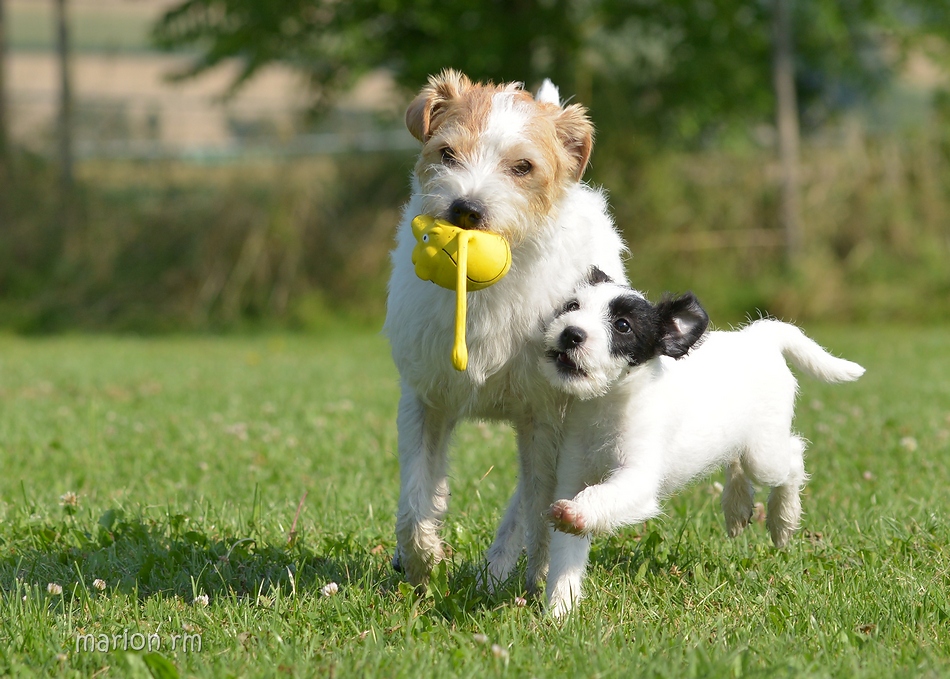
[751,320,865,383]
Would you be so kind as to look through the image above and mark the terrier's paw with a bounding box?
[395,543,442,589]
[725,506,753,538]
[548,500,587,535]
[477,561,513,594]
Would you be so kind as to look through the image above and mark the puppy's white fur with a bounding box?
[385,71,628,589]
[541,280,865,617]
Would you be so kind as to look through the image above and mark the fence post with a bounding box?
[0,0,9,179]
[54,0,74,226]
[772,0,802,266]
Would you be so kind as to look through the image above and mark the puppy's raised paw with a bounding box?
[548,500,587,535]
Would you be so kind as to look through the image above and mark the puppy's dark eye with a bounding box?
[510,159,533,176]
[614,318,632,333]
[560,300,580,315]
[440,146,459,166]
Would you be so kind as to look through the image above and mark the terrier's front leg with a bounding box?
[481,484,525,592]
[393,387,455,587]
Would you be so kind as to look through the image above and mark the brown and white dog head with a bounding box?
[406,69,594,244]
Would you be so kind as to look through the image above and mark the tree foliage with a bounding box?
[152,0,949,145]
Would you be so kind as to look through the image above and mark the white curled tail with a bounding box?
[751,320,865,383]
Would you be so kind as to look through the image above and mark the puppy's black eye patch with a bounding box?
[608,294,657,365]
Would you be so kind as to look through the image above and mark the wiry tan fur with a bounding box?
[385,70,628,592]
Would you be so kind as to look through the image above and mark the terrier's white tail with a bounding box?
[751,320,865,383]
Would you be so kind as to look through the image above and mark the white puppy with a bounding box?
[540,270,865,617]
[385,71,628,590]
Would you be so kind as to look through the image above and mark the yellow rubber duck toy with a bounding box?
[411,214,512,371]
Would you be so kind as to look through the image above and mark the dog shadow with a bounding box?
[413,555,537,619]
[590,523,701,583]
[0,508,398,606]
[1,508,524,623]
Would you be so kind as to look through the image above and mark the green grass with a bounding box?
[1,325,949,677]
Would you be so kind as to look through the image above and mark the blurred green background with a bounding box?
[0,0,948,332]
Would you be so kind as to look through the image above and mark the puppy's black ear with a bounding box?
[585,266,613,287]
[655,293,708,359]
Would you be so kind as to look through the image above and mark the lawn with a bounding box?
[0,324,948,677]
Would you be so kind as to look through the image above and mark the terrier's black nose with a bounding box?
[560,326,587,349]
[448,198,485,230]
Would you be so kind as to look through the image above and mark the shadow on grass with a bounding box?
[415,555,535,620]
[0,508,398,604]
[592,525,696,579]
[0,507,525,625]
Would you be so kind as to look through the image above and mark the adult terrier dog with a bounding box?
[385,70,627,590]
[540,271,865,616]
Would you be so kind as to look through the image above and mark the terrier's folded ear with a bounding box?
[554,104,594,181]
[535,78,593,180]
[406,69,474,142]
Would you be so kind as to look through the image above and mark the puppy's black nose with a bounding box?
[448,198,485,230]
[560,326,587,349]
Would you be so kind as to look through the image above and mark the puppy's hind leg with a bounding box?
[394,387,455,587]
[722,457,755,538]
[766,436,807,548]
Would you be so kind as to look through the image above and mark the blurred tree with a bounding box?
[152,0,582,110]
[152,0,948,146]
[152,0,949,268]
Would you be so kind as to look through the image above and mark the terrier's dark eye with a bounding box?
[510,159,533,176]
[440,146,459,166]
[613,318,632,333]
